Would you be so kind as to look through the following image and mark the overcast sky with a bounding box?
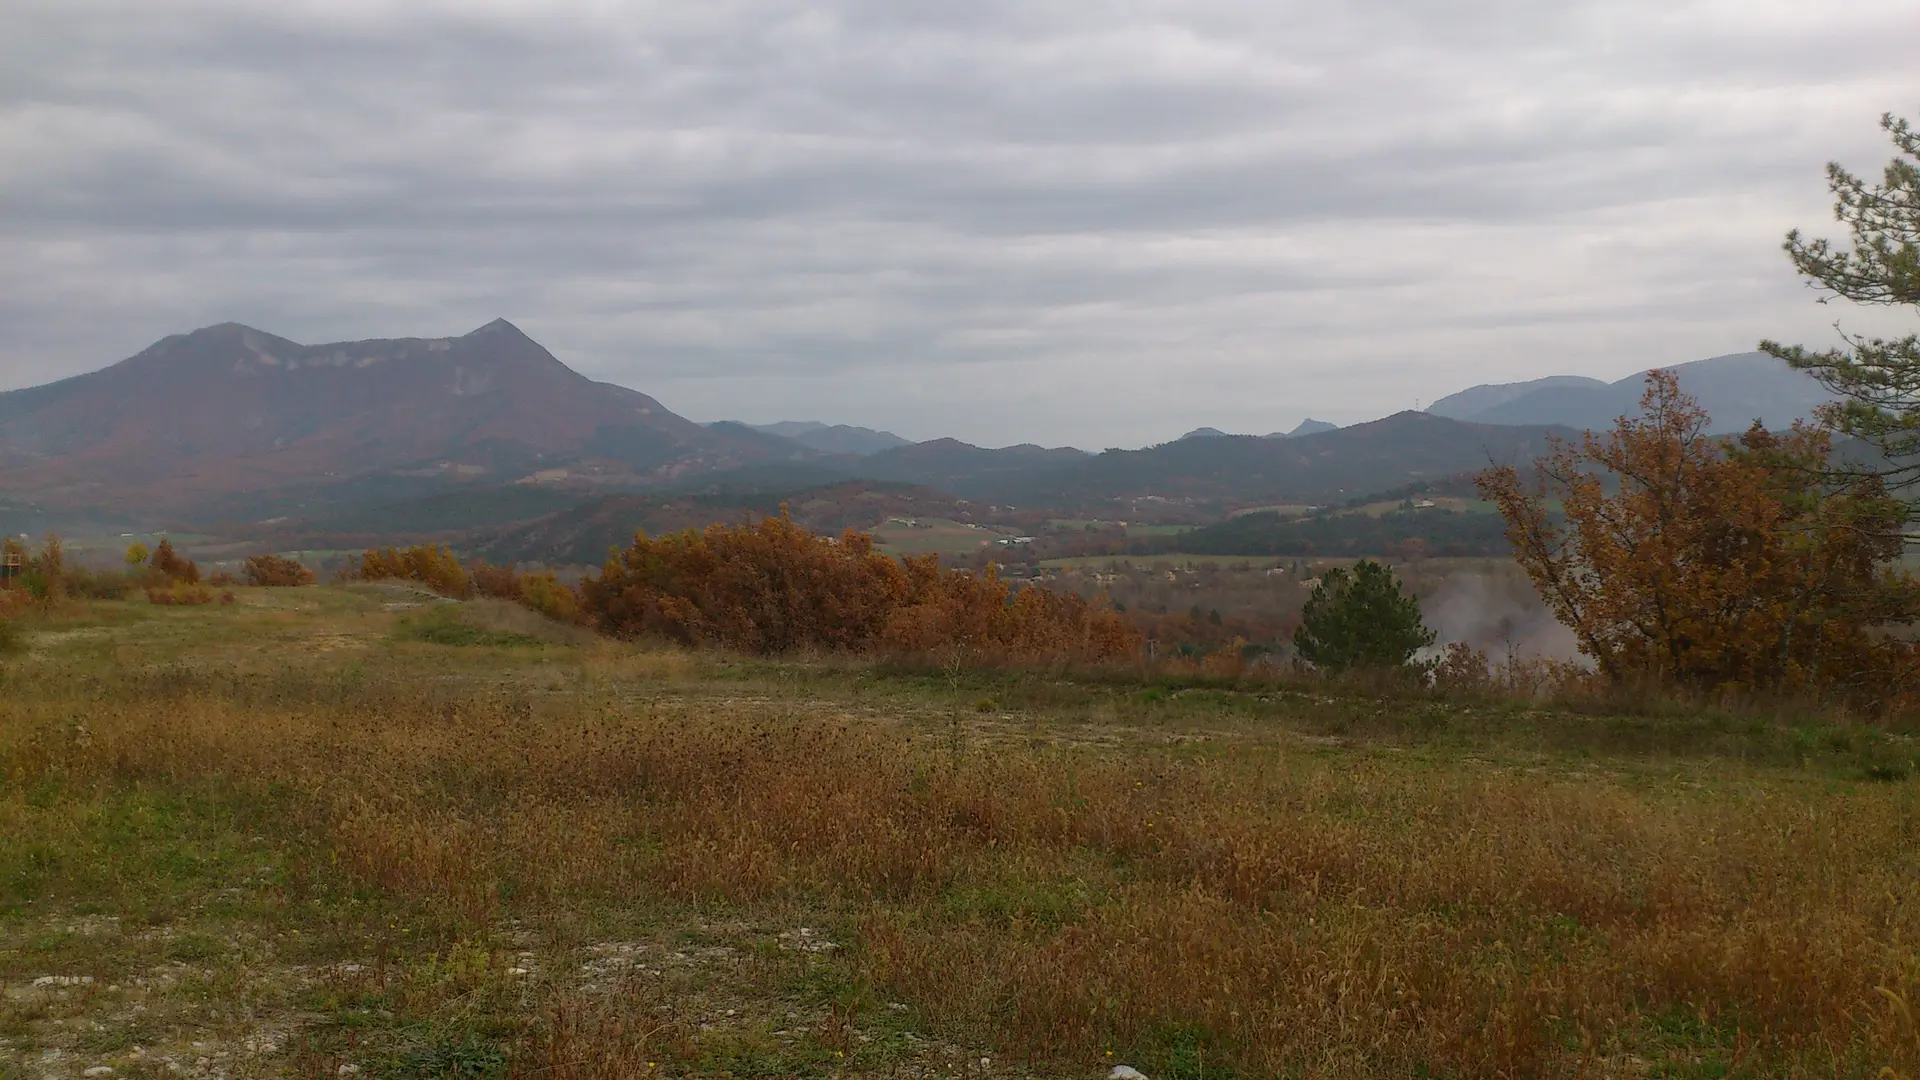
[3,1,1915,448]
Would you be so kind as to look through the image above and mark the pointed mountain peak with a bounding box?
[183,321,263,339]
[468,318,528,339]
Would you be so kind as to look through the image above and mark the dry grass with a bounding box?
[4,613,1920,1080]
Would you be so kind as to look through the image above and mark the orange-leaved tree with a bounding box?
[1478,370,1920,704]
[148,538,200,584]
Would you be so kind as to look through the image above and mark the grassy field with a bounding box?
[5,586,1920,1078]
[1045,522,1196,538]
[1037,554,1518,574]
[870,518,1000,556]
[1341,496,1499,518]
[1040,554,1289,570]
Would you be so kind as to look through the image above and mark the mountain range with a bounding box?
[0,322,1834,539]
[1181,418,1339,440]
[1427,352,1830,433]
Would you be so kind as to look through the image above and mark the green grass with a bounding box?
[390,603,543,647]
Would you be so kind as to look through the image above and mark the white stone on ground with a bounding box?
[1109,1067,1152,1080]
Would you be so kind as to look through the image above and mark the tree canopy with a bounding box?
[1479,371,1919,706]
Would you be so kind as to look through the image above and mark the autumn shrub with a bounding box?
[148,538,200,584]
[61,565,133,601]
[147,582,219,606]
[517,570,582,624]
[360,544,471,598]
[1430,642,1494,696]
[0,618,20,657]
[580,515,1139,662]
[469,560,523,601]
[244,553,316,587]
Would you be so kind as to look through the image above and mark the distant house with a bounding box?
[1414,499,1437,509]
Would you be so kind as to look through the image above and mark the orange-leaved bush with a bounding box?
[243,553,316,587]
[471,558,584,624]
[147,581,228,606]
[359,544,472,598]
[580,514,1139,661]
[148,538,200,584]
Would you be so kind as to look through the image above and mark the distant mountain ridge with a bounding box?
[1270,418,1339,438]
[668,412,1568,509]
[0,320,817,514]
[1428,352,1830,434]
[969,412,1571,509]
[1185,418,1338,441]
[735,420,911,455]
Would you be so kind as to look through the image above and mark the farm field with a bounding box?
[1044,522,1196,538]
[4,586,1920,1078]
[1340,496,1499,517]
[1037,554,1519,574]
[1040,553,1289,570]
[869,517,1002,556]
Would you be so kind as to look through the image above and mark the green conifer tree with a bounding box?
[1293,560,1434,673]
[1762,111,1920,513]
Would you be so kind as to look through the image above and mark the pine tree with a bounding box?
[1761,112,1920,513]
[1292,560,1434,673]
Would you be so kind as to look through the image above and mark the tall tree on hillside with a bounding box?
[1479,372,1920,704]
[1761,111,1920,510]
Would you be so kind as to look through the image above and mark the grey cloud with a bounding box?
[1,0,1914,448]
